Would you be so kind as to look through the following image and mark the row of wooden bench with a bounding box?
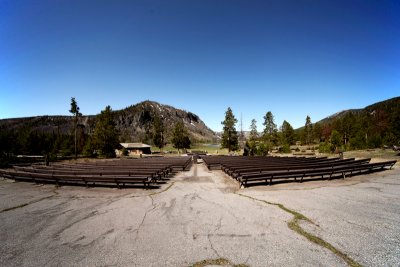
[0,157,192,188]
[50,157,193,171]
[202,156,397,187]
[203,155,332,170]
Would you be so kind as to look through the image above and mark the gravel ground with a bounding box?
[0,162,398,267]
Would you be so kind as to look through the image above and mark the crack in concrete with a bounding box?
[216,217,223,232]
[188,258,249,267]
[66,192,132,200]
[207,233,221,258]
[206,216,224,258]
[51,195,124,239]
[133,195,157,244]
[129,181,176,198]
[148,181,175,196]
[192,194,242,223]
[69,228,115,249]
[0,194,56,213]
[53,210,99,239]
[234,192,362,267]
[57,228,116,257]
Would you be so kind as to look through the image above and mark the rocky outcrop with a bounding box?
[0,101,216,143]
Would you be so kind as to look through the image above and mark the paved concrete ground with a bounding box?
[0,163,399,267]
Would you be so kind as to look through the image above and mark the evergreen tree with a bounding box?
[82,135,96,157]
[330,130,342,151]
[221,107,239,152]
[69,97,82,159]
[152,114,165,151]
[304,115,313,145]
[92,106,119,158]
[171,121,191,152]
[341,112,356,145]
[257,142,268,156]
[249,119,258,142]
[249,119,258,155]
[313,122,322,143]
[262,111,277,151]
[281,120,295,145]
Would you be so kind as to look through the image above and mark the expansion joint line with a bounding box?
[235,192,362,267]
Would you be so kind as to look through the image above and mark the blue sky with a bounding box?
[1,0,399,132]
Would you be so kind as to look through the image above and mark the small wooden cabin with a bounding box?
[117,143,152,156]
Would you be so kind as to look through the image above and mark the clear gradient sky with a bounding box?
[1,0,399,131]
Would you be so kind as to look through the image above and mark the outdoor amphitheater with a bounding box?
[1,155,399,267]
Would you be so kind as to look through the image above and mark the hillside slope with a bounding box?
[114,101,216,142]
[315,96,400,126]
[0,101,217,143]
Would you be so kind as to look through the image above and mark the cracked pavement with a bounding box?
[0,162,399,266]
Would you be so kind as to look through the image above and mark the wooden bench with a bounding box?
[1,156,194,188]
[237,160,396,187]
[5,170,154,188]
[231,158,370,179]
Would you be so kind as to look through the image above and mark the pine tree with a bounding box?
[92,106,119,158]
[249,119,258,155]
[313,122,322,143]
[262,111,277,151]
[249,119,258,142]
[171,121,191,152]
[281,120,295,145]
[304,115,313,145]
[221,107,239,152]
[69,97,82,159]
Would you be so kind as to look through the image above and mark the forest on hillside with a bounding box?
[1,97,399,165]
[221,97,400,155]
[0,99,194,166]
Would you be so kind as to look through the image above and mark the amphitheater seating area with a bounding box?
[1,155,396,188]
[0,157,192,188]
[202,156,396,187]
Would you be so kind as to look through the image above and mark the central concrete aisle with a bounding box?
[129,163,345,266]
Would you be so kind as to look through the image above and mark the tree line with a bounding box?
[0,98,192,164]
[221,105,400,155]
[2,99,398,164]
